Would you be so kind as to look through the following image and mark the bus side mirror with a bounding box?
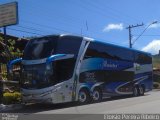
[7,58,22,80]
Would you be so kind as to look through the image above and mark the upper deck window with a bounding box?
[84,42,134,62]
[23,35,82,60]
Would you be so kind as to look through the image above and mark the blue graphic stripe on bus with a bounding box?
[134,72,152,79]
[80,58,133,72]
[46,54,66,63]
[133,72,153,91]
[7,58,22,70]
[81,83,95,91]
[105,82,125,93]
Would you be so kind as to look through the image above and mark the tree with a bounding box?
[0,36,22,61]
[0,36,22,80]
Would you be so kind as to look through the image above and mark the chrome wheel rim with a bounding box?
[140,87,144,95]
[93,91,100,101]
[133,88,138,96]
[79,91,87,103]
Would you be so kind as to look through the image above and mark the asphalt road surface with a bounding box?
[5,90,160,114]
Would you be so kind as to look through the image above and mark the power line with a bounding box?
[8,19,88,37]
[26,0,138,28]
[20,5,84,30]
[7,28,44,36]
[133,34,160,36]
[16,25,49,33]
[21,20,74,33]
[102,1,141,22]
[83,0,137,24]
[19,0,136,37]
[20,3,105,35]
[20,20,99,37]
[8,24,123,47]
[16,24,82,36]
[74,1,119,21]
[132,21,158,45]
[77,0,131,25]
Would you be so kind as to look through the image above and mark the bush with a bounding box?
[3,92,21,105]
[2,72,7,80]
[153,82,160,89]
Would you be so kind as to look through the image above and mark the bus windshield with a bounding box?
[23,36,58,60]
[21,63,54,89]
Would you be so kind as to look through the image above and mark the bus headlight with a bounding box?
[46,63,51,70]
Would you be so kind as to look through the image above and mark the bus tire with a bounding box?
[133,86,139,97]
[78,89,90,104]
[139,85,145,96]
[92,88,102,102]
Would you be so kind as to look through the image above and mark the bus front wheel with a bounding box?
[78,89,90,104]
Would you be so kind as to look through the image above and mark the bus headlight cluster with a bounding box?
[46,63,51,70]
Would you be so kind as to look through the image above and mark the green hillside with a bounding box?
[153,55,160,69]
[153,55,160,88]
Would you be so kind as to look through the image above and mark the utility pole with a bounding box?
[126,23,144,48]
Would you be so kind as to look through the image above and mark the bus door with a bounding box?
[54,38,91,103]
[53,57,76,103]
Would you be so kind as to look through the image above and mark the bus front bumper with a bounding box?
[22,89,57,104]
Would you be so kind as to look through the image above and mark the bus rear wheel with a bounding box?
[78,89,90,104]
[139,86,145,96]
[133,86,139,97]
[92,88,102,102]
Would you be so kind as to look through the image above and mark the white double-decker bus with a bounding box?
[8,35,153,104]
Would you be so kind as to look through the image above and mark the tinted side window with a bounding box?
[56,36,82,57]
[84,42,134,62]
[53,58,76,82]
[84,43,112,59]
[112,47,134,62]
[135,52,152,64]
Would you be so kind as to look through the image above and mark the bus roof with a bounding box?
[32,34,151,56]
[92,39,151,56]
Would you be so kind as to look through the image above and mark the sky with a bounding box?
[0,0,160,55]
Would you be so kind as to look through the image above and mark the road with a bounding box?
[5,90,160,114]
